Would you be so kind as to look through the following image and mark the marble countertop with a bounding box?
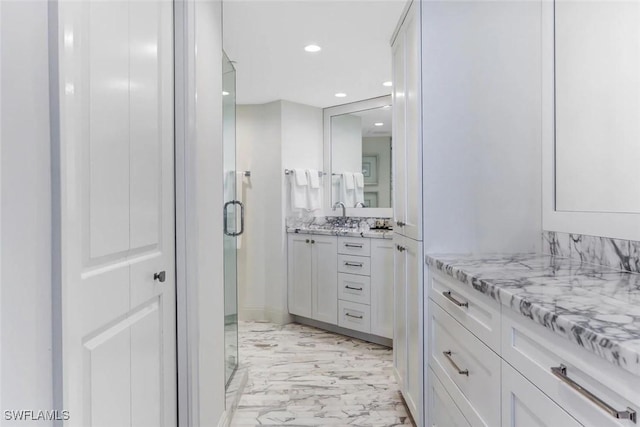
[426,253,640,376]
[286,226,394,240]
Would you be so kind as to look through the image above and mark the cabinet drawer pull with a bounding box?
[345,262,364,267]
[443,351,469,376]
[345,243,364,248]
[551,364,637,423]
[442,291,469,308]
[345,285,363,291]
[345,312,363,319]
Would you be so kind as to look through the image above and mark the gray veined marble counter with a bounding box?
[426,253,640,376]
[286,227,394,240]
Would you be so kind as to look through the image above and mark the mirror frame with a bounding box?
[323,95,393,217]
[542,1,640,241]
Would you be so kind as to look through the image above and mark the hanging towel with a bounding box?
[306,169,322,211]
[354,172,365,206]
[294,168,308,186]
[307,169,321,189]
[343,172,355,190]
[354,172,364,189]
[291,169,308,210]
[340,172,356,207]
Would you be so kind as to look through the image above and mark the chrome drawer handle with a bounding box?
[345,262,364,267]
[345,285,363,291]
[345,313,363,319]
[551,364,636,423]
[442,291,469,308]
[443,351,469,376]
[345,243,364,248]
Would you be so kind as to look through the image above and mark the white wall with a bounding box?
[236,102,281,321]
[362,137,392,208]
[422,0,542,254]
[236,100,323,324]
[0,1,54,421]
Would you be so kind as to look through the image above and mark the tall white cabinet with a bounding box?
[392,0,424,425]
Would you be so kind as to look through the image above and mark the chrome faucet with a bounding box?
[355,202,366,208]
[332,201,346,217]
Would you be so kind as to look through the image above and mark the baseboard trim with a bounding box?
[291,315,393,347]
[218,367,249,427]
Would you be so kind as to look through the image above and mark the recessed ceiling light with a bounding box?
[222,91,229,96]
[374,122,384,126]
[383,81,393,87]
[335,93,347,98]
[304,44,322,53]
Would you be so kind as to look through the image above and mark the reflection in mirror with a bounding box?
[555,0,640,213]
[331,106,392,208]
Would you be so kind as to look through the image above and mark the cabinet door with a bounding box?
[502,361,582,427]
[393,234,407,391]
[371,238,394,339]
[404,0,423,241]
[405,236,424,424]
[312,235,338,325]
[429,368,471,427]
[392,20,407,230]
[288,234,312,318]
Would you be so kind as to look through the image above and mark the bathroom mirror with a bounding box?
[325,96,392,209]
[543,0,640,240]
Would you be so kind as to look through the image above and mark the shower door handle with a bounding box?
[224,200,245,236]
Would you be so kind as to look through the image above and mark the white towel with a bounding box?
[307,169,320,189]
[306,170,322,211]
[340,172,356,207]
[343,172,355,190]
[294,169,307,186]
[354,172,364,189]
[291,170,308,210]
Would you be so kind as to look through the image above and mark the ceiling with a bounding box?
[223,0,406,108]
[348,106,392,137]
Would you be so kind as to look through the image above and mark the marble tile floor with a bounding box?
[230,321,414,427]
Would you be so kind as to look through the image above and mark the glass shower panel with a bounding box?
[223,51,239,386]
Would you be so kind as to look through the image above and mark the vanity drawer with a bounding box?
[429,368,471,427]
[429,269,501,352]
[338,300,371,334]
[338,273,371,305]
[338,237,371,256]
[338,254,371,276]
[430,300,501,427]
[502,309,640,427]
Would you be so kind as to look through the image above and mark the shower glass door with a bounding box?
[223,51,239,386]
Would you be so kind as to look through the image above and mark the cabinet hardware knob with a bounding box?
[306,239,310,243]
[397,220,405,227]
[154,271,166,283]
[551,364,637,423]
[311,240,315,244]
[443,351,469,376]
[396,245,406,252]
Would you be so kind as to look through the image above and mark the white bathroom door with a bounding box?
[55,1,176,426]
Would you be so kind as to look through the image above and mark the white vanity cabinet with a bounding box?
[287,234,338,324]
[427,267,640,427]
[288,233,394,341]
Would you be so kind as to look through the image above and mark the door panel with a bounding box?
[392,30,407,228]
[129,0,161,251]
[56,1,175,425]
[405,237,423,424]
[86,327,131,427]
[88,0,130,260]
